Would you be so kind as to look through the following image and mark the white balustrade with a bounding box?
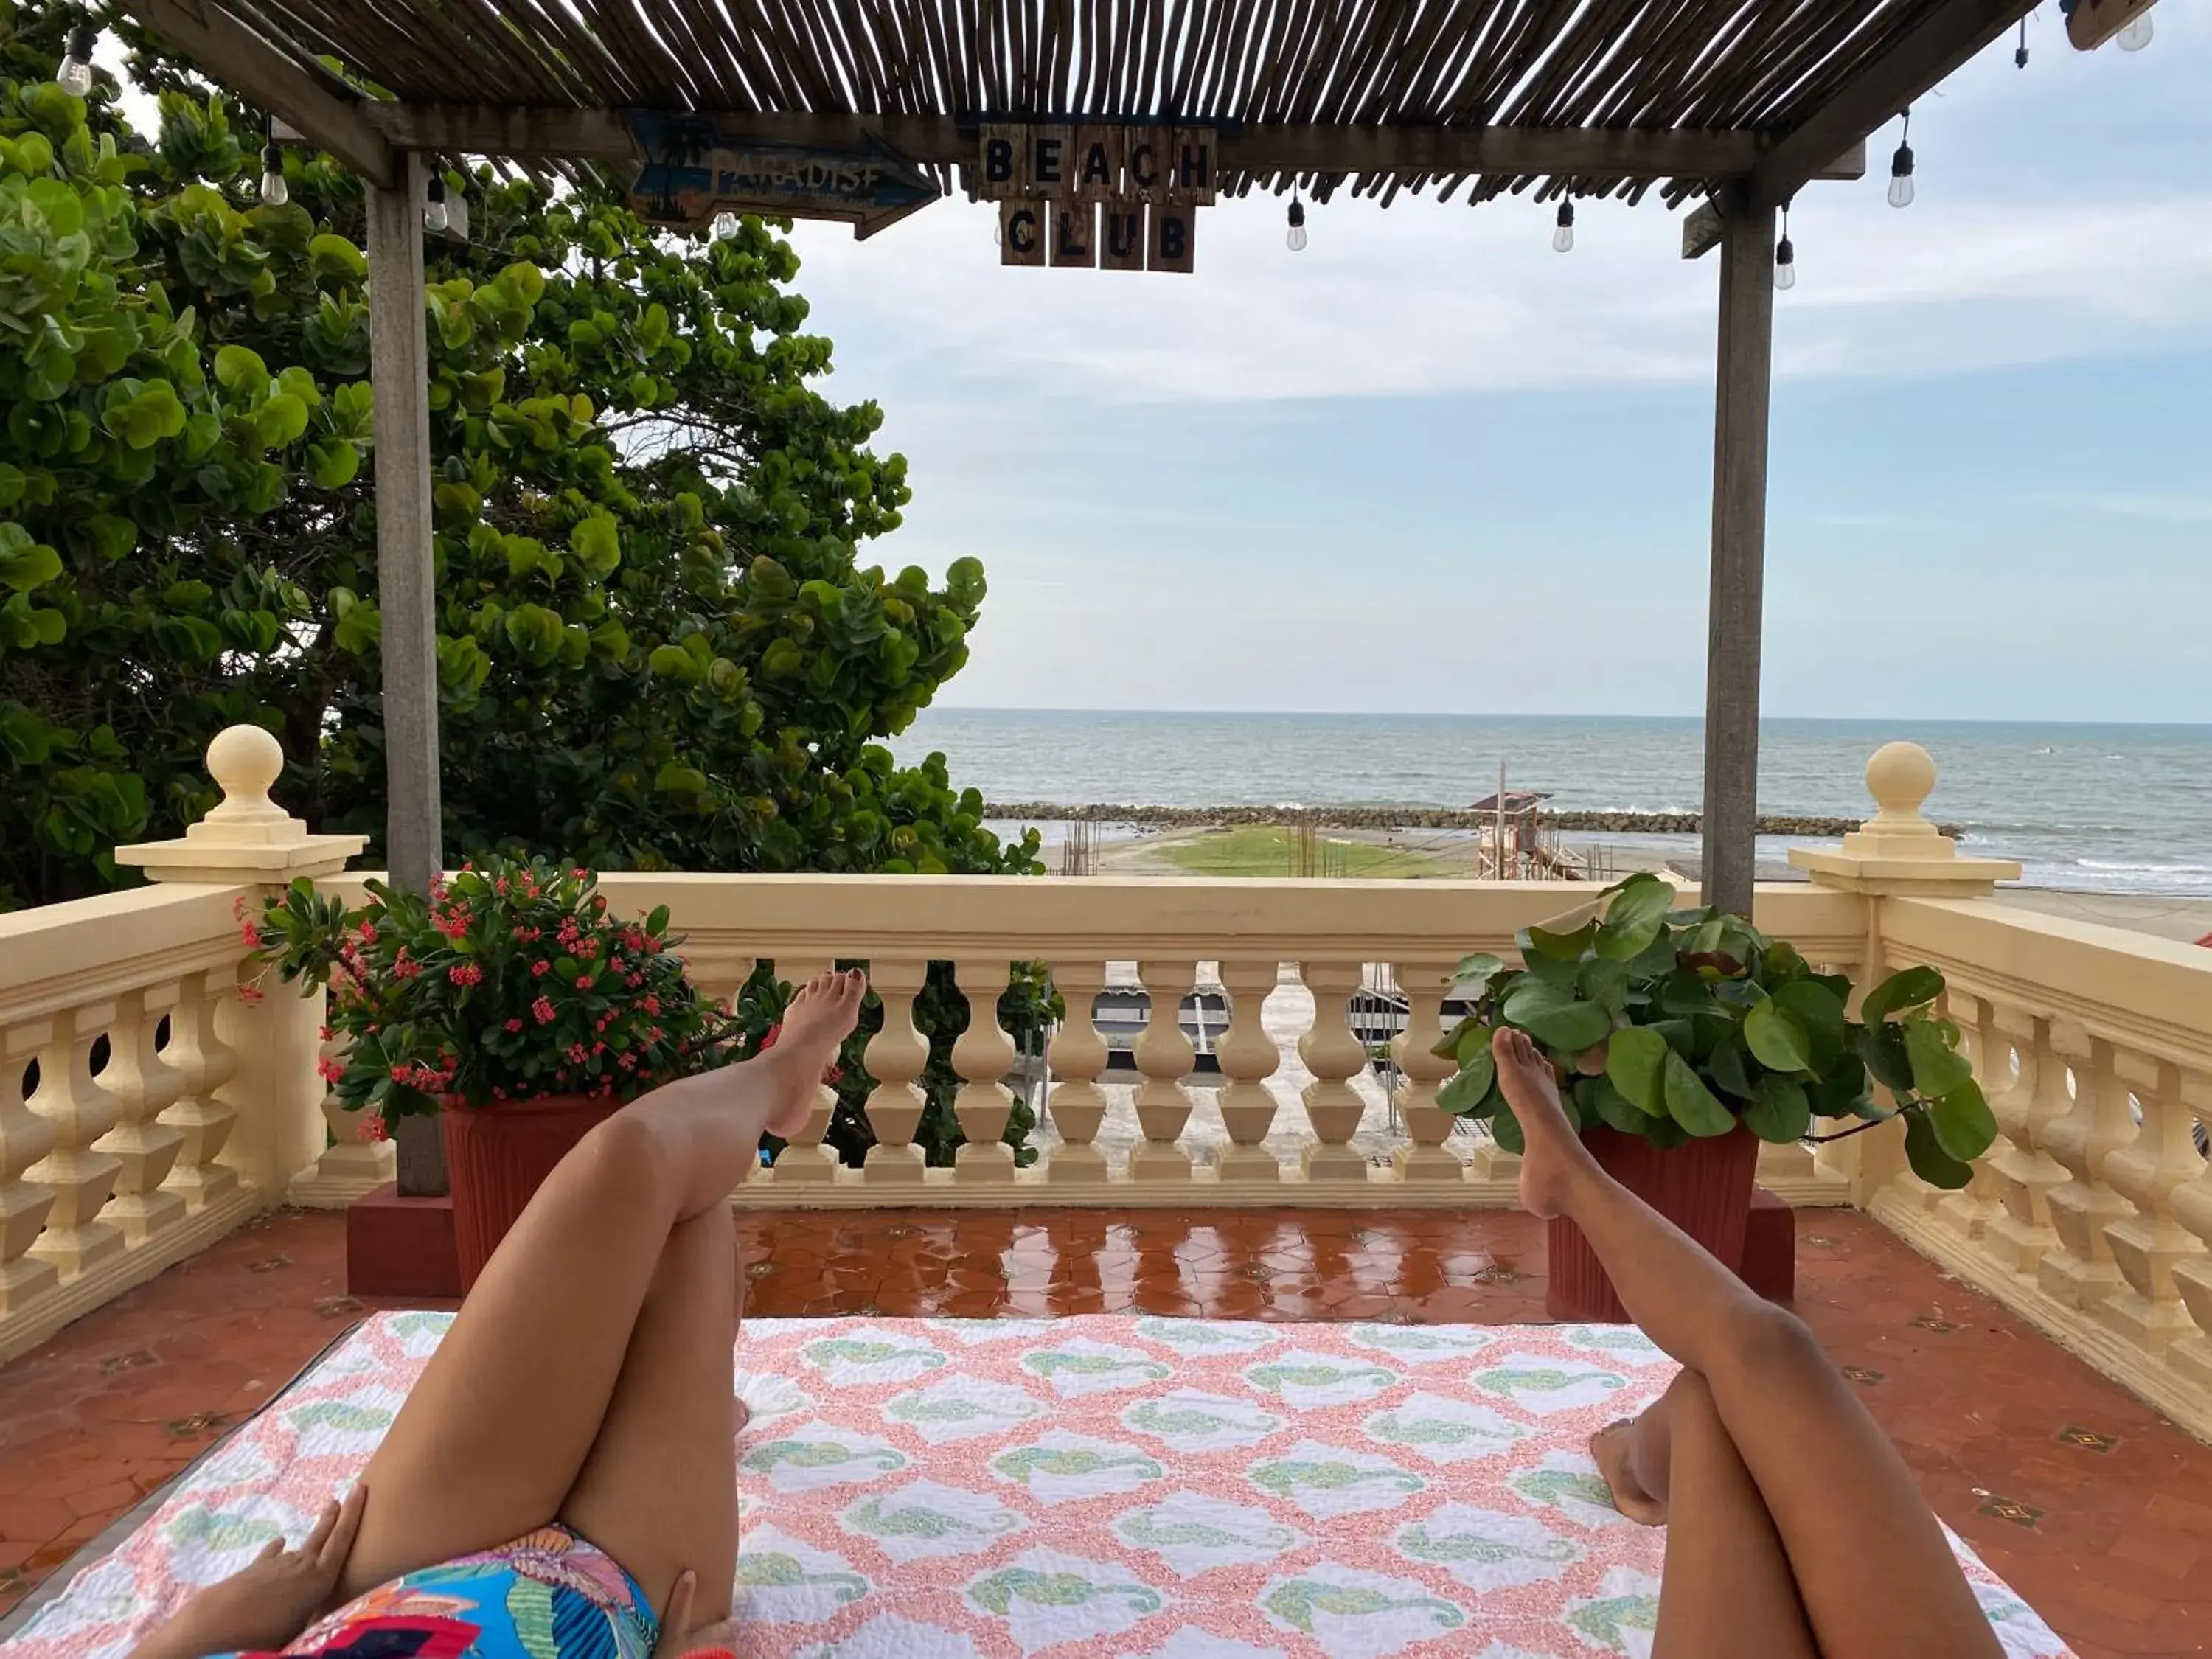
[1043,961,1109,1184]
[94,986,187,1243]
[950,958,1017,1184]
[1214,960,1281,1185]
[1130,960,1197,1183]
[1391,960,1464,1183]
[1981,1008,2070,1275]
[2039,1034,2135,1311]
[1297,961,1370,1183]
[861,959,931,1185]
[2100,1058,2208,1354]
[24,1004,125,1279]
[0,1022,58,1318]
[160,967,242,1211]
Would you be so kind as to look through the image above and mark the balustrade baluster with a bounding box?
[160,969,241,1210]
[1935,995,2011,1242]
[1215,960,1281,1185]
[2168,1077,2212,1388]
[2100,1057,2208,1354]
[0,1022,58,1315]
[951,959,1016,1184]
[2039,1033,2135,1312]
[24,1004,124,1279]
[862,959,931,1185]
[1043,962,1109,1185]
[1391,961,1463,1183]
[1984,1010,2070,1275]
[769,957,839,1183]
[93,987,186,1244]
[291,1015,395,1205]
[1297,961,1370,1183]
[1130,961,1197,1185]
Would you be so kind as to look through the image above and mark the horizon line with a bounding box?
[917,706,2212,731]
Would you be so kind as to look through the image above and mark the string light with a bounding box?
[1286,192,1307,252]
[56,18,95,97]
[1773,206,1796,291]
[712,210,740,240]
[258,135,287,206]
[422,174,449,234]
[2015,17,2030,67]
[2117,9,2153,48]
[1552,199,1574,253]
[1887,109,1915,209]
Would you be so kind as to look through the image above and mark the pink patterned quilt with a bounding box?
[5,1312,2069,1659]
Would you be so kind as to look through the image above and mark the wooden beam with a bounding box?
[120,0,397,187]
[1686,141,1861,261]
[1749,0,2032,209]
[1701,185,1775,918]
[365,104,1856,183]
[366,155,442,894]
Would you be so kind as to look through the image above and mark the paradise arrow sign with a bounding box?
[627,113,939,239]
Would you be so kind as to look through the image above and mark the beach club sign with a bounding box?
[978,124,1216,272]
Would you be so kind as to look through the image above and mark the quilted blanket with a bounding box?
[6,1312,2070,1659]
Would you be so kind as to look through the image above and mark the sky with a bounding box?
[778,9,2212,723]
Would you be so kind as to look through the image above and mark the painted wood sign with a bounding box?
[977,125,1214,272]
[626,113,939,239]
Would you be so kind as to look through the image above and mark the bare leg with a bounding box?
[338,970,863,1607]
[1495,1029,2002,1659]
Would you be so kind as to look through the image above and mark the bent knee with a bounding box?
[1725,1300,1826,1378]
[569,1107,678,1200]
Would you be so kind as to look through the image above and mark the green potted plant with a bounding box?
[251,855,742,1288]
[1432,872,1997,1319]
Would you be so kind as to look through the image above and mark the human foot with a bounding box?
[1493,1026,1593,1220]
[762,969,866,1138]
[1590,1418,1669,1526]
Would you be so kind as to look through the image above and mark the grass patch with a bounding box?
[1157,824,1464,879]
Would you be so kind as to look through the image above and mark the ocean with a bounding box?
[888,710,2212,897]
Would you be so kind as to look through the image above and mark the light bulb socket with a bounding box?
[1287,198,1305,229]
[2015,43,2029,66]
[1556,200,1575,227]
[426,175,448,204]
[261,139,282,174]
[1775,234,1794,266]
[1891,140,1913,179]
[66,23,96,63]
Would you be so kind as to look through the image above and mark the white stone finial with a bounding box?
[1789,739,2020,894]
[1863,740,1938,836]
[198,725,290,833]
[115,723,366,883]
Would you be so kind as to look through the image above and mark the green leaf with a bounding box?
[0,535,62,594]
[1743,1074,1812,1143]
[1522,919,1595,961]
[1743,1001,1814,1074]
[307,439,359,489]
[1774,979,1847,1069]
[1707,1036,1753,1100]
[1904,1109,1975,1190]
[1578,956,1630,1013]
[1903,1015,1973,1099]
[1663,1051,1736,1138]
[1451,952,1505,994]
[1604,1026,1669,1116]
[1501,981,1610,1053]
[1436,1049,1497,1116]
[1860,964,1944,1025]
[1929,1077,1999,1162]
[213,343,269,396]
[1454,1020,1492,1065]
[1658,970,1716,1018]
[1489,1099,1526,1155]
[1594,872,1675,960]
[1430,1015,1472,1060]
[1812,1052,1871,1121]
[1577,1074,1650,1135]
[1858,1022,1913,1093]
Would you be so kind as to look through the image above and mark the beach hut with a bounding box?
[121,0,2115,914]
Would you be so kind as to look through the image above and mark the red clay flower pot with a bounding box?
[1545,1123,1762,1322]
[440,1094,620,1292]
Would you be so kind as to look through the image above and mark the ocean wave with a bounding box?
[2074,858,2212,875]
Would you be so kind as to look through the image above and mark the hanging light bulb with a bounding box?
[712,210,740,241]
[1552,199,1574,253]
[1887,110,1915,209]
[422,175,449,234]
[2117,10,2153,49]
[445,191,470,241]
[1773,233,1796,291]
[56,20,96,97]
[258,139,287,206]
[1286,195,1307,253]
[2015,17,2029,66]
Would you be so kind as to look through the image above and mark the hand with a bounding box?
[648,1569,736,1659]
[139,1485,368,1659]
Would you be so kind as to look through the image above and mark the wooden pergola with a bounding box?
[125,0,2042,912]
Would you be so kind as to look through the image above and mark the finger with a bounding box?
[257,1537,285,1562]
[319,1482,370,1574]
[649,1570,696,1659]
[302,1497,341,1559]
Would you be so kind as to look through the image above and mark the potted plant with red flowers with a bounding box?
[1431,872,1994,1319]
[252,854,741,1288]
